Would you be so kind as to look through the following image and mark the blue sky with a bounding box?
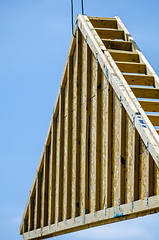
[0,1,159,240]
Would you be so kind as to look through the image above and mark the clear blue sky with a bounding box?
[0,1,159,240]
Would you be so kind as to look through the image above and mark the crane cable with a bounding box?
[71,0,84,37]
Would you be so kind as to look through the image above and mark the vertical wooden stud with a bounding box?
[35,172,40,229]
[105,67,109,215]
[48,115,54,226]
[146,142,149,205]
[118,96,122,209]
[57,93,61,225]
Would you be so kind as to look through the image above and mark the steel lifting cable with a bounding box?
[71,0,85,37]
[81,0,84,15]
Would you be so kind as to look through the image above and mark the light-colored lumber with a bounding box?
[71,40,77,219]
[111,91,120,207]
[35,172,40,229]
[139,100,159,112]
[139,139,147,199]
[63,63,69,222]
[116,62,146,74]
[131,87,159,99]
[109,50,139,63]
[79,33,87,217]
[95,29,124,40]
[147,114,159,126]
[23,195,159,240]
[123,74,154,86]
[67,56,73,220]
[102,39,132,51]
[89,17,117,29]
[58,88,64,222]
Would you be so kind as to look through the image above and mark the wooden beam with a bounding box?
[89,17,117,29]
[139,100,159,112]
[116,62,146,74]
[82,34,88,221]
[48,116,55,226]
[23,195,159,240]
[35,172,40,229]
[118,96,122,208]
[123,74,154,86]
[111,91,121,207]
[131,87,159,99]
[102,40,132,51]
[139,139,147,200]
[76,27,82,218]
[42,146,48,229]
[109,50,139,63]
[95,29,124,40]
[56,94,62,225]
[147,114,159,126]
[105,68,109,213]
[71,35,78,219]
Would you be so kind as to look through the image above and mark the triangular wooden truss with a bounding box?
[20,15,159,240]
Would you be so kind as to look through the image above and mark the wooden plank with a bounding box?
[23,207,29,233]
[116,62,146,74]
[147,114,159,126]
[139,100,159,112]
[40,160,44,228]
[95,29,124,40]
[131,116,135,206]
[82,34,88,219]
[47,139,52,226]
[67,56,73,221]
[149,154,154,197]
[89,18,117,29]
[99,69,106,212]
[28,196,33,232]
[35,172,40,229]
[75,28,82,218]
[109,50,139,63]
[79,33,87,217]
[23,195,159,240]
[55,98,61,225]
[134,130,139,201]
[111,90,120,207]
[102,40,132,51]
[118,97,122,207]
[89,51,97,213]
[94,52,98,213]
[139,139,147,199]
[121,108,126,205]
[86,44,91,214]
[42,147,48,228]
[123,74,154,86]
[107,85,113,208]
[131,87,159,99]
[58,88,64,222]
[104,70,109,213]
[48,116,56,225]
[63,63,69,223]
[85,39,90,216]
[71,41,77,219]
[46,145,51,226]
[154,161,159,195]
